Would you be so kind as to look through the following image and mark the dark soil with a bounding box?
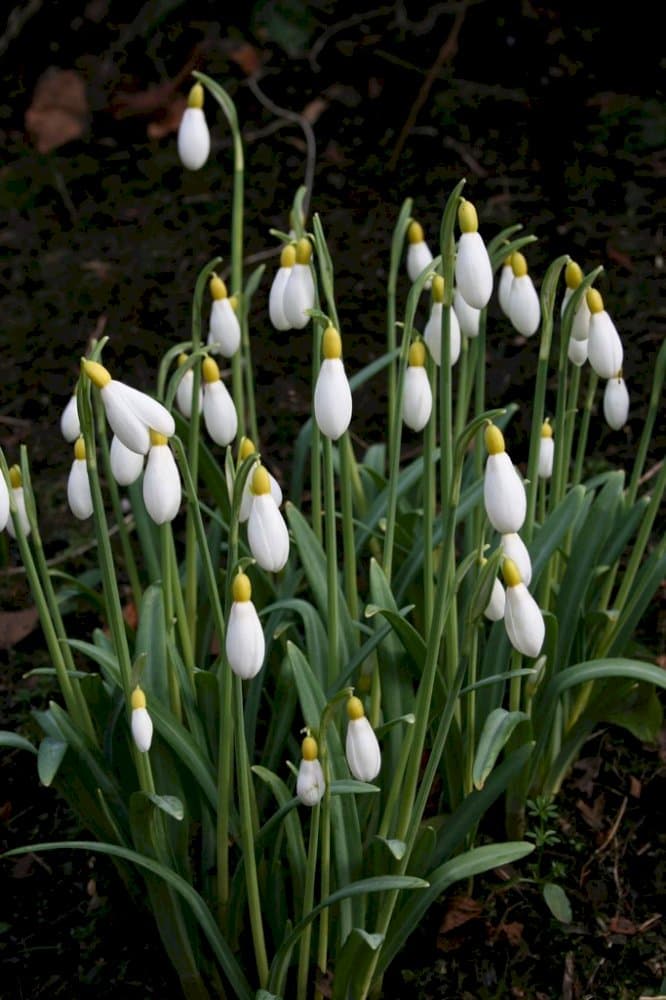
[1,2,664,997]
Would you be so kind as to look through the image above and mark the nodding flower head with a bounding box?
[483,424,527,535]
[502,559,545,659]
[247,465,290,572]
[67,437,93,520]
[406,220,434,286]
[177,82,210,171]
[586,289,624,380]
[345,696,381,782]
[538,420,554,479]
[201,356,238,446]
[283,238,315,329]
[82,359,174,456]
[508,252,540,338]
[455,199,493,309]
[225,572,266,679]
[296,735,326,806]
[208,274,241,357]
[402,341,432,432]
[314,327,353,440]
[130,686,153,752]
[143,430,182,525]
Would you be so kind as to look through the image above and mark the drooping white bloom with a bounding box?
[6,466,30,538]
[283,238,315,329]
[67,438,93,520]
[237,437,283,523]
[314,327,352,440]
[455,199,493,309]
[208,275,241,357]
[586,289,623,379]
[345,696,381,781]
[603,375,629,430]
[175,354,201,419]
[568,336,588,367]
[500,532,532,586]
[60,394,80,442]
[269,244,296,331]
[225,572,265,679]
[498,258,514,317]
[402,341,432,431]
[83,360,174,456]
[483,424,526,534]
[295,736,325,806]
[484,576,506,621]
[0,472,9,532]
[247,466,290,573]
[561,262,592,344]
[110,434,144,486]
[143,432,181,524]
[130,686,153,753]
[453,287,481,339]
[202,356,238,447]
[406,220,433,286]
[508,252,540,337]
[424,276,461,366]
[503,559,545,658]
[538,420,554,479]
[177,83,210,171]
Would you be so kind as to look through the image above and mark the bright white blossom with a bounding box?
[208,275,241,356]
[314,327,352,440]
[67,438,93,520]
[225,572,265,679]
[283,238,315,329]
[453,287,481,338]
[143,432,181,524]
[345,696,381,781]
[130,686,153,753]
[501,532,532,586]
[237,437,282,523]
[110,435,144,486]
[247,466,290,573]
[402,341,432,431]
[508,252,540,337]
[455,199,493,309]
[484,575,506,621]
[60,394,80,442]
[568,336,588,367]
[503,559,545,658]
[424,277,461,367]
[202,356,238,446]
[587,289,623,379]
[83,360,174,456]
[603,375,629,430]
[406,220,433,286]
[0,472,9,532]
[561,261,591,343]
[498,258,513,317]
[483,424,527,534]
[175,354,201,419]
[538,420,554,479]
[296,736,325,807]
[6,466,30,539]
[177,83,210,171]
[269,244,296,331]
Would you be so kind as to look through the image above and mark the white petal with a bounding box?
[402,367,432,431]
[67,459,93,520]
[406,241,433,284]
[177,107,210,171]
[568,337,588,366]
[588,312,623,379]
[239,468,283,524]
[6,487,30,538]
[603,377,629,431]
[283,264,315,329]
[455,232,493,309]
[498,263,513,317]
[203,380,238,446]
[423,304,460,366]
[176,369,202,419]
[560,286,573,318]
[208,299,241,357]
[0,475,9,532]
[509,274,541,337]
[484,577,506,621]
[484,452,526,534]
[297,758,325,806]
[538,436,554,479]
[60,395,80,442]
[571,297,591,341]
[269,266,292,331]
[453,288,481,338]
[500,533,532,586]
[225,600,265,679]
[314,359,352,440]
[504,583,545,658]
[345,716,381,781]
[143,445,181,524]
[102,381,175,454]
[131,707,153,752]
[110,435,145,486]
[247,494,290,572]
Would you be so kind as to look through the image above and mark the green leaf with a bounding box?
[135,584,169,705]
[37,737,67,786]
[333,928,385,1000]
[147,795,184,821]
[597,682,663,743]
[543,882,572,923]
[473,709,528,790]
[0,731,36,754]
[374,836,407,860]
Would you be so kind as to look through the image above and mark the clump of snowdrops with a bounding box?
[2,74,664,1000]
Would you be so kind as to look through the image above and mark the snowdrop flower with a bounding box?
[314,326,352,440]
[130,686,153,753]
[247,465,290,573]
[402,341,432,432]
[587,289,623,379]
[561,261,590,342]
[208,275,241,357]
[455,199,493,309]
[269,244,296,331]
[483,424,527,534]
[500,532,532,586]
[424,276,461,367]
[202,356,237,446]
[283,237,315,329]
[175,353,201,419]
[143,431,181,524]
[225,572,265,679]
[453,287,481,339]
[82,360,174,455]
[498,255,513,317]
[237,437,282,523]
[406,220,433,285]
[568,336,588,367]
[67,438,93,520]
[508,252,540,337]
[538,420,554,479]
[603,373,629,430]
[110,435,144,486]
[503,558,545,659]
[60,394,80,442]
[6,466,30,538]
[177,82,210,171]
[0,470,8,532]
[296,735,326,807]
[345,696,381,782]
[484,575,506,622]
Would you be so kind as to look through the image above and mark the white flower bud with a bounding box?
[588,310,623,379]
[177,88,210,171]
[503,560,545,659]
[83,362,175,456]
[500,532,532,586]
[345,697,381,781]
[406,239,434,284]
[297,736,325,806]
[6,479,30,539]
[538,422,554,479]
[208,298,241,357]
[225,573,265,679]
[509,273,541,337]
[603,376,629,431]
[484,426,527,534]
[202,378,238,447]
[453,288,481,339]
[498,260,513,317]
[455,201,493,309]
[247,468,290,573]
[269,246,296,331]
[60,395,80,442]
[568,337,588,366]
[110,435,144,486]
[484,576,506,621]
[424,303,461,367]
[402,344,432,431]
[175,367,201,419]
[314,358,352,440]
[143,436,181,525]
[283,239,315,329]
[67,446,93,521]
[131,687,153,753]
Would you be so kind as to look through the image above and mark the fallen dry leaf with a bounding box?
[25,69,88,153]
[498,920,524,946]
[576,794,605,830]
[608,914,638,935]
[438,895,483,934]
[0,607,40,650]
[629,775,642,798]
[228,42,262,76]
[302,97,330,126]
[147,96,187,140]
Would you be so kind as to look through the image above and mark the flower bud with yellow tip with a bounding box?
[455,199,493,309]
[313,326,353,440]
[586,289,624,379]
[237,437,283,523]
[208,275,241,357]
[283,238,315,329]
[345,696,381,782]
[60,394,80,442]
[177,82,210,171]
[130,685,153,752]
[201,356,238,447]
[5,465,30,539]
[143,430,181,524]
[82,359,174,456]
[508,252,540,337]
[483,424,527,534]
[502,558,545,659]
[269,244,297,331]
[406,220,434,286]
[296,735,325,806]
[424,276,461,367]
[247,465,290,572]
[402,340,432,432]
[67,438,93,520]
[225,572,266,679]
[538,420,554,479]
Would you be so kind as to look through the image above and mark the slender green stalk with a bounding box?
[386,199,413,466]
[161,524,181,721]
[165,526,196,677]
[463,625,479,798]
[323,436,340,688]
[453,335,470,443]
[339,434,359,627]
[297,803,321,1000]
[316,777,332,1000]
[627,338,665,504]
[97,427,143,608]
[422,362,437,631]
[573,369,599,486]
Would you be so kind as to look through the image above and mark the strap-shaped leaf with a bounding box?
[473,709,528,790]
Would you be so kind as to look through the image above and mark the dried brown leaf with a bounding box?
[228,42,262,76]
[438,895,483,934]
[0,607,40,649]
[25,69,88,153]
